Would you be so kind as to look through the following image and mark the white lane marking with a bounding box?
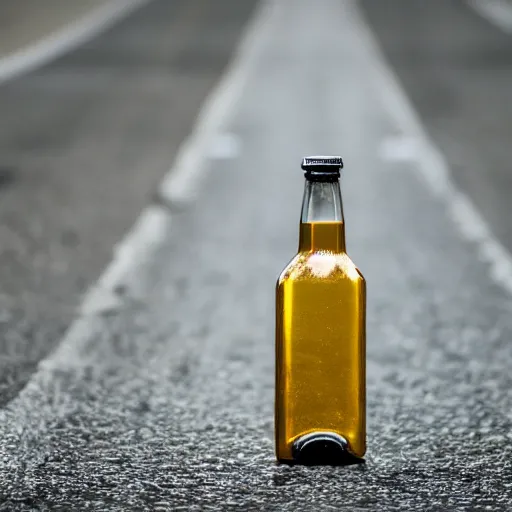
[0,0,150,86]
[467,0,512,34]
[208,133,242,161]
[353,0,512,296]
[46,206,171,367]
[378,135,421,163]
[158,2,273,205]
[79,206,170,316]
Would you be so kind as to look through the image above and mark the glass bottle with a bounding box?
[275,156,366,464]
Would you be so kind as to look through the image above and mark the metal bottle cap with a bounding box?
[301,156,343,181]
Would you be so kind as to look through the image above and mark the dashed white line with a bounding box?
[208,133,242,161]
[378,135,422,164]
[0,0,150,86]
[467,0,512,34]
[353,0,512,296]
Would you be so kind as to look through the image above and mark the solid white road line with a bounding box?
[0,0,150,86]
[45,205,172,367]
[467,0,512,34]
[353,0,512,297]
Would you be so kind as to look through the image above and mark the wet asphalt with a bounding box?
[1,0,512,510]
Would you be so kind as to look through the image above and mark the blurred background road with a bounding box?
[0,0,111,58]
[0,0,511,510]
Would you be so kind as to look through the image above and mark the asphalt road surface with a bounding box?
[1,0,512,510]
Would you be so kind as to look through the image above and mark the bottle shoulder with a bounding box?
[277,251,365,286]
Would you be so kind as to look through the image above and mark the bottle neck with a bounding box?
[298,179,346,252]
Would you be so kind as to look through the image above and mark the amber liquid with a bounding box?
[275,221,366,460]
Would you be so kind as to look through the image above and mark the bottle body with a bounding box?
[275,169,366,463]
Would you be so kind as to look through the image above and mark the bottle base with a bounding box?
[277,432,365,466]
